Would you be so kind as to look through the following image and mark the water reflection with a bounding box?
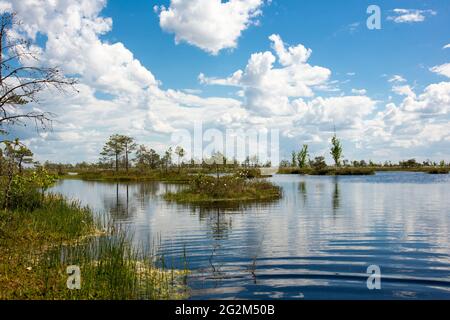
[299,181,307,205]
[332,177,340,214]
[50,172,450,300]
[102,184,135,221]
[200,208,233,241]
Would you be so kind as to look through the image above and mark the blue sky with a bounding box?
[2,0,450,164]
[99,0,449,98]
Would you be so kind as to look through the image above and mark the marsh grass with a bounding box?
[279,166,450,176]
[64,170,192,183]
[0,195,188,300]
[278,167,376,175]
[425,168,449,175]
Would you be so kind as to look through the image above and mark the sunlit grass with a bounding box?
[0,195,188,300]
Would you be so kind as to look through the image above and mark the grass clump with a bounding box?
[233,168,263,179]
[164,174,281,203]
[0,195,188,300]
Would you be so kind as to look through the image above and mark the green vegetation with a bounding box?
[0,195,188,299]
[311,156,328,173]
[234,168,263,179]
[46,132,447,180]
[279,135,449,176]
[278,167,376,176]
[54,138,273,182]
[426,168,449,175]
[100,134,137,172]
[0,139,188,300]
[67,169,193,183]
[330,134,343,167]
[297,145,309,168]
[164,174,281,203]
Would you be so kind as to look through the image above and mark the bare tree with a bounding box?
[0,12,76,132]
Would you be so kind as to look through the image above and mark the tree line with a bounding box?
[283,134,449,169]
[96,134,275,173]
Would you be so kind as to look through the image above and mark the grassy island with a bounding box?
[164,172,281,203]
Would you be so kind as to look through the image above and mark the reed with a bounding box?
[0,195,188,300]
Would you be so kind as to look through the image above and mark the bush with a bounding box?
[426,168,449,175]
[0,168,57,210]
[233,168,261,179]
[6,175,42,210]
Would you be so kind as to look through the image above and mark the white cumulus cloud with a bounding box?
[200,34,332,116]
[155,0,265,55]
[1,0,246,162]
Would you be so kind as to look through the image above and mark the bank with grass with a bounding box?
[278,166,450,176]
[278,167,376,176]
[0,194,188,300]
[62,169,193,183]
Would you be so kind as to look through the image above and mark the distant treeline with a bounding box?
[282,135,449,170]
[27,133,449,174]
[38,134,272,174]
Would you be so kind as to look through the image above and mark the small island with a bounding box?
[164,170,282,203]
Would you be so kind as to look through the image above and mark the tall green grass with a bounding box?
[0,195,188,300]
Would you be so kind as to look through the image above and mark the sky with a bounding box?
[1,0,450,164]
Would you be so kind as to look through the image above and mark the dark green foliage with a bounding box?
[311,156,327,172]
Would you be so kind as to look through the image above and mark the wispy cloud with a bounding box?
[388,9,437,23]
[351,88,367,95]
[388,75,407,83]
[430,63,450,78]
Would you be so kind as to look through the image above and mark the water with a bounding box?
[50,172,450,300]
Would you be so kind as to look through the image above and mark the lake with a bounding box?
[50,172,450,300]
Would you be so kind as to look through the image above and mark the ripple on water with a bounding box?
[50,172,450,299]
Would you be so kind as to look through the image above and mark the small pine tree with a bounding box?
[291,151,297,167]
[330,134,343,167]
[297,145,309,168]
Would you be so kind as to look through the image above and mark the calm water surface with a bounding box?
[51,172,450,299]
